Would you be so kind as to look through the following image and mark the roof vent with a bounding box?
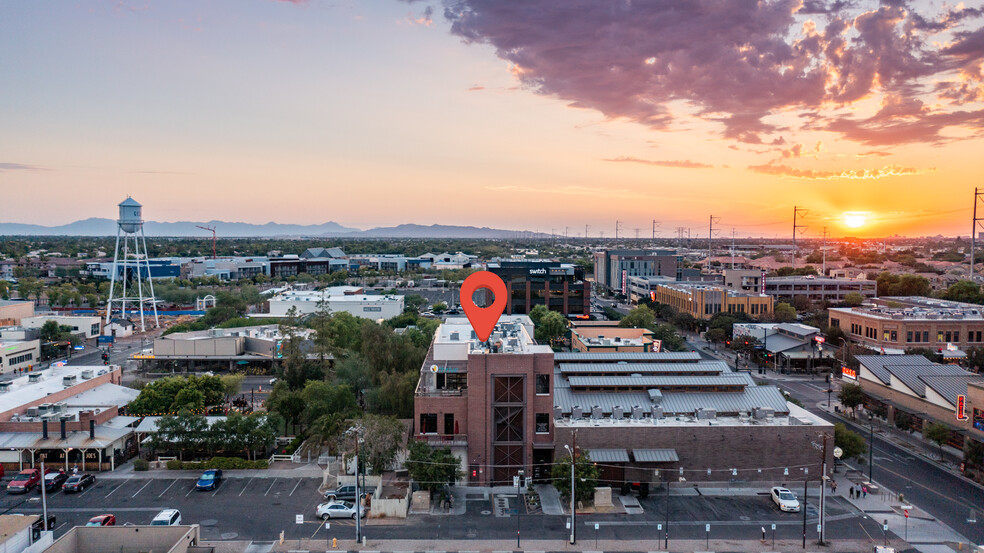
[571,406,583,419]
[591,405,602,419]
[0,382,11,393]
[28,373,42,383]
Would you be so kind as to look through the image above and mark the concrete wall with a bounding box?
[370,488,410,518]
[154,337,243,357]
[0,301,35,325]
[43,525,200,553]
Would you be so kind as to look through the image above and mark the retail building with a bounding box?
[654,282,773,320]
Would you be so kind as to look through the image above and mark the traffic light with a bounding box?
[726,340,731,346]
[101,352,109,365]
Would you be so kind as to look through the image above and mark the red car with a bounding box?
[86,515,116,527]
[7,469,47,494]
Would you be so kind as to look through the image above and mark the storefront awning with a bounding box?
[586,449,629,463]
[632,448,679,463]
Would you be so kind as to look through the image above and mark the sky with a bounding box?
[1,0,984,238]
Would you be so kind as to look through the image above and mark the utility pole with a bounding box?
[354,431,362,543]
[793,206,808,269]
[972,188,984,279]
[585,224,590,241]
[731,228,736,270]
[652,219,660,242]
[676,227,685,250]
[634,228,641,240]
[820,433,829,545]
[822,227,828,276]
[708,215,720,271]
[615,220,623,241]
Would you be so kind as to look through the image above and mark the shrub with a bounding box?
[166,459,184,470]
[201,456,269,470]
[133,459,149,471]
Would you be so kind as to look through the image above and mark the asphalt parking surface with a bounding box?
[0,475,325,541]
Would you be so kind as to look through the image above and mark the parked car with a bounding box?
[196,469,223,491]
[86,514,116,526]
[7,469,44,494]
[316,501,366,520]
[63,474,96,493]
[41,472,69,493]
[323,484,376,502]
[771,486,801,512]
[620,481,650,498]
[151,509,182,526]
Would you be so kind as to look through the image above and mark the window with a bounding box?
[890,331,897,342]
[419,413,437,434]
[923,331,929,343]
[906,331,912,343]
[954,331,960,342]
[535,413,549,434]
[883,330,890,341]
[945,331,952,342]
[938,331,944,343]
[363,306,382,312]
[535,374,550,395]
[444,413,455,435]
[830,318,840,328]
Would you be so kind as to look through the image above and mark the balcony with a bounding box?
[415,388,465,398]
[416,434,468,447]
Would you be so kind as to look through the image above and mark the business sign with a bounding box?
[621,270,627,295]
[528,268,548,275]
[97,335,114,345]
[956,394,969,421]
[842,366,857,381]
[760,270,766,294]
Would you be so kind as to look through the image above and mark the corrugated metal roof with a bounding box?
[0,424,132,450]
[586,449,629,463]
[633,448,679,463]
[557,361,728,374]
[658,386,789,415]
[567,373,754,388]
[554,352,702,363]
[856,355,935,385]
[764,334,807,353]
[857,355,983,404]
[553,388,652,414]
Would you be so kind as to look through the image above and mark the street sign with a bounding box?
[657,524,662,530]
[833,447,843,458]
[904,510,909,519]
[883,523,889,531]
[513,476,520,487]
[705,524,710,532]
[594,523,599,530]
[295,514,303,524]
[817,523,822,533]
[771,524,776,530]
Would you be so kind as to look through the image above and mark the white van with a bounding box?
[150,509,182,526]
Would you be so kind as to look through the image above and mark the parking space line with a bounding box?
[185,485,195,497]
[77,483,98,497]
[264,478,278,496]
[289,480,301,496]
[131,480,152,498]
[309,521,325,539]
[104,479,130,498]
[157,480,177,498]
[211,485,220,497]
[54,522,67,533]
[238,478,253,497]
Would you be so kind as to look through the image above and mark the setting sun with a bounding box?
[843,212,868,228]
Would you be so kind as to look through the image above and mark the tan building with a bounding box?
[570,326,658,352]
[0,300,34,326]
[850,355,983,455]
[829,297,984,354]
[654,283,773,320]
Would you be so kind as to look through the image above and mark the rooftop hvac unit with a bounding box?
[59,414,75,422]
[39,403,53,413]
[80,369,94,380]
[0,382,11,393]
[631,405,644,419]
[28,374,42,383]
[26,407,39,417]
[449,332,459,341]
[62,375,78,387]
[696,408,717,420]
[571,406,583,419]
[40,413,58,421]
[651,406,664,419]
[753,407,775,419]
[54,403,67,412]
[553,406,563,419]
[591,405,602,419]
[648,388,663,404]
[612,405,624,420]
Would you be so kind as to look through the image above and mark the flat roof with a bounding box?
[0,366,121,415]
[0,514,38,539]
[554,352,701,362]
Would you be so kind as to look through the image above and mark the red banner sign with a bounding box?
[842,367,857,380]
[956,394,968,421]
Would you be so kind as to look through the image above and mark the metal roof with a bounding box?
[658,386,790,415]
[118,197,141,207]
[554,352,702,363]
[557,362,727,374]
[553,388,652,414]
[586,449,629,463]
[0,424,132,450]
[764,334,807,353]
[567,373,754,388]
[856,354,983,404]
[633,448,679,463]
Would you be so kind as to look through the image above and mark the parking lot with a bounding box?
[0,474,327,541]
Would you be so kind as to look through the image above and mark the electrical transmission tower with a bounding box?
[615,220,623,240]
[708,215,721,269]
[793,206,808,269]
[972,188,984,280]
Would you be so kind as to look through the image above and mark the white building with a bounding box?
[22,315,102,339]
[267,288,404,320]
[0,338,40,374]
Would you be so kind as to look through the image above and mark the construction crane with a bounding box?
[196,225,217,259]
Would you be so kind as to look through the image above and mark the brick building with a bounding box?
[485,261,589,318]
[654,282,773,320]
[829,297,984,354]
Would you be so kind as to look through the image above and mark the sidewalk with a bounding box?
[100,460,325,479]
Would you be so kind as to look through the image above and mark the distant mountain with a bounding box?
[0,219,545,238]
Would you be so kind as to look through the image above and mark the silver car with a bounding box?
[316,500,366,520]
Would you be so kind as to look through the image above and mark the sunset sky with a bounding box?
[2,0,983,238]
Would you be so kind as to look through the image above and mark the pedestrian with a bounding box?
[856,484,862,498]
[849,485,854,499]
[831,480,837,494]
[72,464,78,476]
[862,485,867,498]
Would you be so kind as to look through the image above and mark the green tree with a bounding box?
[942,280,982,304]
[403,294,427,313]
[964,440,984,469]
[432,301,448,313]
[619,305,655,329]
[308,413,345,455]
[351,414,405,474]
[923,422,951,461]
[834,423,867,462]
[842,292,865,307]
[838,383,865,416]
[705,328,727,343]
[265,381,305,434]
[551,451,600,504]
[364,371,418,418]
[774,302,797,323]
[535,311,567,346]
[528,304,550,327]
[876,272,931,297]
[406,440,461,495]
[300,380,358,427]
[220,374,245,398]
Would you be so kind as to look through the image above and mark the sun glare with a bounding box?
[843,212,868,228]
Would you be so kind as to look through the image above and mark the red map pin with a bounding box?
[460,271,507,342]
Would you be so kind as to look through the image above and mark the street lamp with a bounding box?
[563,445,575,544]
[516,469,524,548]
[868,412,875,484]
[827,387,833,410]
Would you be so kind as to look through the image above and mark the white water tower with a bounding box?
[105,197,159,332]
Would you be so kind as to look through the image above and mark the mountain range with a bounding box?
[0,218,545,238]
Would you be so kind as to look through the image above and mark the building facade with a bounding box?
[593,249,679,294]
[266,288,404,320]
[486,261,589,318]
[0,339,40,374]
[829,297,984,354]
[22,316,102,339]
[654,283,773,320]
[765,276,877,303]
[0,301,34,326]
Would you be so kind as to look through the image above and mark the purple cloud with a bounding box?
[440,1,984,147]
[0,163,49,172]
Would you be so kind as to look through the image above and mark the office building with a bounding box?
[723,269,765,293]
[829,296,984,354]
[147,324,319,372]
[267,288,404,320]
[764,276,876,303]
[570,324,659,353]
[0,337,40,374]
[593,250,679,294]
[485,261,589,317]
[22,316,102,340]
[851,355,983,455]
[625,275,676,304]
[654,283,773,320]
